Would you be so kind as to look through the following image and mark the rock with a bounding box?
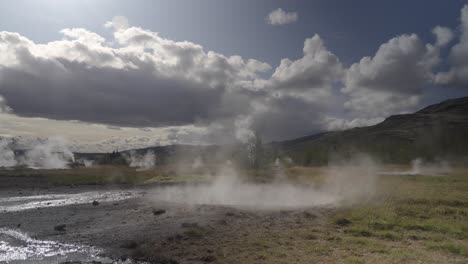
[181,222,199,228]
[54,224,66,232]
[334,218,352,226]
[120,240,138,249]
[225,212,235,217]
[92,200,99,206]
[152,209,166,216]
[303,211,317,219]
[200,255,216,262]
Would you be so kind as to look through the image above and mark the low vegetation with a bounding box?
[139,167,468,263]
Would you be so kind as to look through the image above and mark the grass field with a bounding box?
[0,165,211,186]
[0,165,467,263]
[138,167,468,264]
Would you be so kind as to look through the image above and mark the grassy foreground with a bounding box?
[325,169,468,263]
[0,165,210,186]
[0,166,467,263]
[139,167,468,264]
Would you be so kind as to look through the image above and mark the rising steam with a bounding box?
[150,155,380,209]
[381,158,452,176]
[125,150,156,170]
[0,137,75,169]
[0,139,16,168]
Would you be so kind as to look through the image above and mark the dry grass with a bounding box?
[0,165,210,186]
[139,166,468,263]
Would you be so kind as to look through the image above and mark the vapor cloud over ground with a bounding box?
[151,155,379,210]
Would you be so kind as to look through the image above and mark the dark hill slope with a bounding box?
[279,97,468,164]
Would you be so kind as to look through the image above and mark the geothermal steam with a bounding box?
[125,150,156,170]
[0,137,75,169]
[382,158,452,176]
[0,139,16,167]
[152,155,379,209]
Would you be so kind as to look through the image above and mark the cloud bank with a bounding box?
[1,4,468,148]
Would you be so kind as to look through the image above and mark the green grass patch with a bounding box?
[425,241,468,257]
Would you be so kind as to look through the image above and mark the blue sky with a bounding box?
[0,0,464,66]
[0,0,468,151]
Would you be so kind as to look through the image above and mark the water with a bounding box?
[0,228,146,263]
[0,191,139,212]
[0,191,147,263]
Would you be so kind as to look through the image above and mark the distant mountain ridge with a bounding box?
[278,97,468,164]
[78,96,468,165]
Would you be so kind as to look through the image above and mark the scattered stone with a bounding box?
[181,222,199,228]
[92,200,99,206]
[167,234,183,242]
[152,209,166,216]
[120,240,138,249]
[303,212,317,219]
[200,255,216,262]
[54,224,66,232]
[225,212,235,217]
[305,234,318,240]
[334,218,352,226]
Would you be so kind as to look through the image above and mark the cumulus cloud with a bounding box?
[343,34,439,117]
[241,34,344,139]
[266,8,298,25]
[104,15,129,31]
[2,8,465,147]
[271,35,343,96]
[0,18,348,143]
[432,26,454,47]
[435,5,468,86]
[324,117,385,131]
[0,20,270,128]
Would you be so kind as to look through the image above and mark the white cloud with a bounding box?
[324,117,385,131]
[270,34,343,101]
[2,8,467,148]
[104,15,129,31]
[0,112,208,152]
[435,5,468,86]
[266,8,298,26]
[0,20,270,128]
[432,26,454,47]
[343,34,439,117]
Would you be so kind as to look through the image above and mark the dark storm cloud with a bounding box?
[0,65,225,126]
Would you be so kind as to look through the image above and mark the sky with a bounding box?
[0,0,468,152]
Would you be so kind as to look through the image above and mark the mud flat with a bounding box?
[0,174,332,263]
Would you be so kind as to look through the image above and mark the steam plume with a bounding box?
[0,138,17,168]
[125,150,156,170]
[0,137,75,169]
[150,155,380,209]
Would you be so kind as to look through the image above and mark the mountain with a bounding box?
[75,96,468,166]
[277,97,468,164]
